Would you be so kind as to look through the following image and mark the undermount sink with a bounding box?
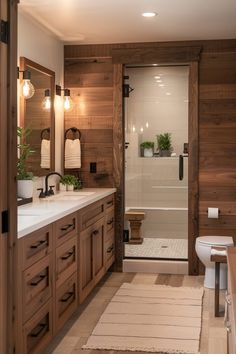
[51,191,95,201]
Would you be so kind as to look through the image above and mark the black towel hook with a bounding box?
[65,127,81,140]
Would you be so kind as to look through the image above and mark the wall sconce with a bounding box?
[56,85,73,111]
[42,89,51,110]
[18,68,35,99]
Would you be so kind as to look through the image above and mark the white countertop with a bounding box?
[17,188,116,239]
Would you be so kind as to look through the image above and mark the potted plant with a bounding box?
[157,133,172,157]
[60,175,82,191]
[17,127,35,198]
[140,141,154,157]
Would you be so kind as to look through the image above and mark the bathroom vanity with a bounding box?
[226,247,236,354]
[16,189,115,354]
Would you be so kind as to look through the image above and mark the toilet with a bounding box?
[195,236,234,289]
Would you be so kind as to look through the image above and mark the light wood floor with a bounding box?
[44,272,227,354]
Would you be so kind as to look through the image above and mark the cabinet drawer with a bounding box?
[105,209,114,235]
[56,237,77,288]
[55,273,77,333]
[105,232,115,270]
[105,194,114,211]
[20,225,52,270]
[55,213,77,246]
[79,199,105,231]
[22,255,52,323]
[22,300,53,354]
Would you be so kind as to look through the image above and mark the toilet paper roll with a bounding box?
[208,207,219,219]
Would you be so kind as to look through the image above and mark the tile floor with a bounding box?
[44,272,227,354]
[125,238,188,259]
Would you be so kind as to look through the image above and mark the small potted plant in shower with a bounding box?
[17,127,35,198]
[157,133,172,157]
[140,141,154,157]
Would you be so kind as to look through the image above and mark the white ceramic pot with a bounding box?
[59,183,67,191]
[17,180,33,199]
[67,184,74,191]
[144,148,153,157]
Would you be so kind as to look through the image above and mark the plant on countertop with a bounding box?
[60,175,82,189]
[140,141,155,149]
[17,126,35,180]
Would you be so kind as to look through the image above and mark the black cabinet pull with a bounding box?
[30,323,47,338]
[30,274,47,286]
[30,239,47,249]
[92,230,99,236]
[60,291,74,303]
[107,200,113,206]
[107,244,114,253]
[60,223,74,232]
[61,251,74,260]
[179,154,184,181]
[107,218,113,225]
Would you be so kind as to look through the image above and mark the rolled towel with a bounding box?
[211,249,227,256]
[65,138,81,169]
[40,139,50,169]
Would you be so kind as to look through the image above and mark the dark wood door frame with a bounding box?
[113,46,201,275]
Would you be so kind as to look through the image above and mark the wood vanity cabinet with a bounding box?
[16,193,115,354]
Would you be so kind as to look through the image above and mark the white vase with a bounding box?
[17,180,33,199]
[67,184,74,191]
[144,148,153,157]
[59,183,67,191]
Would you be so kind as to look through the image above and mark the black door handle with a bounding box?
[179,155,184,181]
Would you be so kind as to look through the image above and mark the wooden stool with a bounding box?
[211,246,227,317]
[125,211,145,244]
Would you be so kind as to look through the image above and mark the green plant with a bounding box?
[60,175,82,189]
[157,133,172,151]
[140,141,154,149]
[17,127,34,180]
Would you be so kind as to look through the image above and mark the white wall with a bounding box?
[18,11,64,174]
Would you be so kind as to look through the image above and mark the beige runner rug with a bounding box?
[83,282,204,354]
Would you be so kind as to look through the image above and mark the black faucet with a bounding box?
[44,172,62,197]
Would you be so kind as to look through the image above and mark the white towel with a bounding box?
[211,249,227,256]
[65,138,81,169]
[40,139,50,169]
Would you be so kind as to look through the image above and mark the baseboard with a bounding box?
[123,259,189,274]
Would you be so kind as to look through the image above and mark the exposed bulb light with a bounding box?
[132,125,136,133]
[20,70,35,99]
[140,127,144,133]
[42,89,51,110]
[142,12,157,17]
[56,85,73,112]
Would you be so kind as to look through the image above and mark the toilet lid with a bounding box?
[197,236,234,246]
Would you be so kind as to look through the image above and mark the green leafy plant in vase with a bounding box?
[17,127,35,198]
[140,141,154,157]
[157,133,172,157]
[60,174,82,191]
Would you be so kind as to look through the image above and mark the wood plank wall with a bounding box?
[64,59,114,187]
[65,39,236,273]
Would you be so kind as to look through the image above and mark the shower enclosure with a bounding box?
[124,65,189,263]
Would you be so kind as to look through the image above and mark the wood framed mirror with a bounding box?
[20,57,55,176]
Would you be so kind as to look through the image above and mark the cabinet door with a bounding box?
[93,218,105,285]
[79,227,94,303]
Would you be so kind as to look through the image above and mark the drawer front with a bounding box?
[22,255,52,323]
[105,194,115,211]
[22,300,53,354]
[21,225,53,270]
[56,237,77,288]
[55,273,77,333]
[55,213,77,247]
[92,218,105,285]
[105,232,115,270]
[79,199,105,231]
[105,209,114,235]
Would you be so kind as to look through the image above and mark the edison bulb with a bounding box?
[42,96,51,110]
[64,96,73,111]
[21,79,35,99]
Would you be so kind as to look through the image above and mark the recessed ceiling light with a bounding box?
[166,92,171,96]
[154,76,161,79]
[156,79,162,83]
[159,84,165,87]
[142,12,157,18]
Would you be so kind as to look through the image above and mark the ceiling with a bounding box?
[19,0,236,44]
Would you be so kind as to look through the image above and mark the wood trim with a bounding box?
[188,61,199,275]
[112,46,202,64]
[19,57,56,175]
[113,64,124,271]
